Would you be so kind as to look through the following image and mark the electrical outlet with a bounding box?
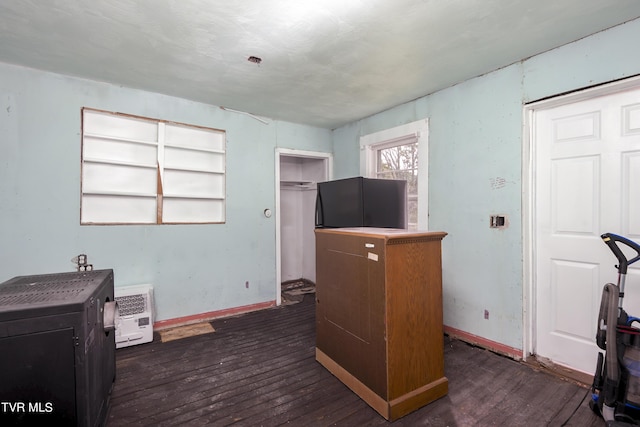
[490,215,507,228]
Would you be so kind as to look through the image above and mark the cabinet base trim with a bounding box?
[316,348,448,421]
[389,376,448,420]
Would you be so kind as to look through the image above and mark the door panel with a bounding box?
[625,152,640,234]
[551,156,599,234]
[535,85,640,374]
[551,259,599,341]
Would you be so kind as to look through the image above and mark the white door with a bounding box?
[534,83,640,374]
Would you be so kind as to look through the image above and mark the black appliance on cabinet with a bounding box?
[315,176,407,229]
[0,269,117,426]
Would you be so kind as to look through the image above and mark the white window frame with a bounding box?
[81,108,226,225]
[360,119,429,230]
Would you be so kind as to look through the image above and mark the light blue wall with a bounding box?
[2,17,639,347]
[332,18,640,350]
[0,63,332,322]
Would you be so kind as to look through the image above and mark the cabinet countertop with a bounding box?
[315,227,447,239]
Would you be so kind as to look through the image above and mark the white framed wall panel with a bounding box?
[81,108,226,224]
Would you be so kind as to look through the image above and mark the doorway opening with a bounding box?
[275,149,332,305]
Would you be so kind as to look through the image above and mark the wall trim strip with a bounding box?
[154,300,276,330]
[444,325,523,360]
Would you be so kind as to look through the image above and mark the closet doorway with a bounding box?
[275,149,332,305]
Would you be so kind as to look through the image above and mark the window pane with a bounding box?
[374,140,418,230]
[163,198,225,223]
[164,147,224,172]
[163,170,224,199]
[377,143,418,177]
[83,136,157,166]
[83,163,157,195]
[84,110,157,142]
[81,194,156,224]
[408,199,418,229]
[165,124,225,151]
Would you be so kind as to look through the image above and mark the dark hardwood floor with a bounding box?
[107,295,603,426]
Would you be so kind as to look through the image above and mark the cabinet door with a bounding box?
[385,238,445,399]
[315,231,387,397]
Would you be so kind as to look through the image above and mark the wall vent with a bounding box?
[115,284,154,348]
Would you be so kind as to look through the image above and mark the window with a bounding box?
[360,120,428,231]
[81,108,225,224]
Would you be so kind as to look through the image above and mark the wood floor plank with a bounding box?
[107,295,604,426]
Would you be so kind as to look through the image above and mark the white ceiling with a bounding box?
[1,1,639,129]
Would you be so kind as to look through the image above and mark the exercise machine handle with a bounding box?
[601,233,640,275]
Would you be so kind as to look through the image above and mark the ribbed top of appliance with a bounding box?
[0,270,112,307]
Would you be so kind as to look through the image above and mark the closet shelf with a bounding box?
[280,180,317,190]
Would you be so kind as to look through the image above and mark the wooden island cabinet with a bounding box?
[314,227,448,421]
